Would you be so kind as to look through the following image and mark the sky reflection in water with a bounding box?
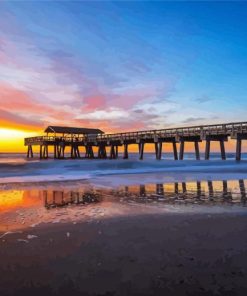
[0,179,247,233]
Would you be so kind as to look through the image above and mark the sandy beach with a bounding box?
[0,168,247,295]
[1,211,247,296]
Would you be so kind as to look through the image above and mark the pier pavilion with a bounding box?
[24,121,247,160]
[26,126,104,159]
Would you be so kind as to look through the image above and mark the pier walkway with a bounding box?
[24,121,247,161]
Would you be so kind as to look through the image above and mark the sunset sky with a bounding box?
[0,1,247,152]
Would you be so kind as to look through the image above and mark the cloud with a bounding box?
[182,117,206,124]
[0,109,42,130]
[0,3,193,134]
[194,96,214,104]
[76,107,129,121]
[0,82,53,114]
[82,95,107,111]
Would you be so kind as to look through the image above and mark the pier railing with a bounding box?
[94,121,247,142]
[25,121,247,145]
[24,135,87,145]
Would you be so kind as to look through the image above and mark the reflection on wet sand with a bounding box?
[0,179,247,232]
[117,179,247,206]
[39,179,247,210]
[43,190,101,209]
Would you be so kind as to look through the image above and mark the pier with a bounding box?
[24,121,247,161]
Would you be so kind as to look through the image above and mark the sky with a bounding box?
[0,1,247,152]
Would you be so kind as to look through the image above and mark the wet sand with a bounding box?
[1,212,247,296]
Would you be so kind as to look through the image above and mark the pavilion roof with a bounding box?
[44,126,104,135]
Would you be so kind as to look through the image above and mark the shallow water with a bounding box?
[0,179,246,233]
[1,152,247,162]
[1,154,247,185]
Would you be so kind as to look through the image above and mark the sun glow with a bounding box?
[0,128,37,152]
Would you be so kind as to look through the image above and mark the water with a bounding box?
[1,152,247,163]
[1,152,247,233]
[1,152,247,186]
[0,179,246,233]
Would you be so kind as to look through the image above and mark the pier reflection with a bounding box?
[1,179,247,233]
[43,190,101,209]
[118,180,247,206]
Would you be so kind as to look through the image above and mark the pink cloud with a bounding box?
[0,82,53,114]
[82,95,107,111]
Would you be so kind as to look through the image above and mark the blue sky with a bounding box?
[0,1,247,132]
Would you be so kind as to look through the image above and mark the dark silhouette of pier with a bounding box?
[43,179,247,208]
[24,121,247,160]
[43,190,101,209]
[121,180,247,205]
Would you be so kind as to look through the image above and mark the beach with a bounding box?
[1,210,247,295]
[1,154,247,295]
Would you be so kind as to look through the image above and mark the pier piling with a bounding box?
[123,144,129,159]
[139,142,144,160]
[236,138,242,161]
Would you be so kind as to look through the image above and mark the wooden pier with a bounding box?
[24,122,247,161]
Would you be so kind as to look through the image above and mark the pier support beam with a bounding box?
[85,145,94,159]
[70,145,73,158]
[236,138,242,161]
[39,145,48,159]
[220,140,226,160]
[179,141,184,160]
[173,142,178,160]
[204,135,228,160]
[194,141,200,160]
[42,145,48,159]
[27,145,33,158]
[70,145,76,158]
[234,134,247,161]
[109,145,117,159]
[205,140,210,160]
[76,145,80,158]
[40,145,43,159]
[179,137,201,160]
[155,142,162,160]
[98,145,107,159]
[62,145,65,158]
[155,143,158,159]
[57,144,65,159]
[158,142,162,160]
[123,144,129,159]
[139,142,145,160]
[54,145,58,159]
